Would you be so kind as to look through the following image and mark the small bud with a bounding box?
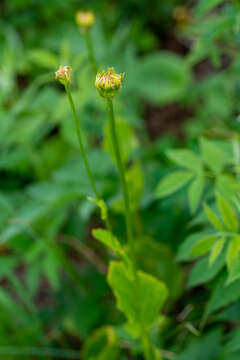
[95,68,124,98]
[55,65,72,86]
[173,6,191,26]
[76,11,95,33]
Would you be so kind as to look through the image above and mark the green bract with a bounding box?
[95,68,124,98]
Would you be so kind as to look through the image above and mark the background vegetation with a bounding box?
[1,0,240,359]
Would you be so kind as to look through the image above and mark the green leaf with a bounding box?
[177,232,213,261]
[92,229,121,253]
[155,171,194,198]
[88,197,108,222]
[167,149,203,172]
[176,329,221,360]
[228,254,240,285]
[135,237,184,302]
[226,236,240,276]
[195,0,226,17]
[200,138,225,174]
[217,194,238,233]
[82,326,119,360]
[93,229,132,272]
[137,52,191,105]
[188,251,225,287]
[205,274,240,317]
[209,237,225,266]
[28,48,59,69]
[107,261,168,334]
[204,203,224,232]
[188,174,205,213]
[190,234,217,257]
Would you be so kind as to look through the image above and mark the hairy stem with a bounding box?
[105,98,154,360]
[65,84,99,198]
[65,84,112,235]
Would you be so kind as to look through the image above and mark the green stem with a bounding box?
[65,84,99,199]
[106,99,135,256]
[84,31,98,74]
[141,329,154,360]
[105,98,153,360]
[65,84,113,236]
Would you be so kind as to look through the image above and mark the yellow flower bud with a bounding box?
[76,11,95,33]
[55,65,72,86]
[173,6,192,26]
[95,68,124,98]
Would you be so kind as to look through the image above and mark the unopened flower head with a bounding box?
[76,11,95,32]
[173,6,191,25]
[95,68,124,98]
[55,65,72,86]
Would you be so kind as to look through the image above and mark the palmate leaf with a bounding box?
[175,329,221,360]
[155,170,194,198]
[204,203,224,232]
[190,234,218,257]
[209,237,225,266]
[188,251,225,288]
[195,0,226,17]
[200,138,226,175]
[107,261,168,336]
[167,149,203,172]
[217,194,238,233]
[205,273,240,317]
[188,174,205,213]
[177,231,214,262]
[226,236,240,284]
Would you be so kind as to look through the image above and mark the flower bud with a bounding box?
[55,65,72,86]
[95,68,124,98]
[76,11,95,33]
[173,6,191,26]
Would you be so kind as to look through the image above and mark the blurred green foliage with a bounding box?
[1,0,240,359]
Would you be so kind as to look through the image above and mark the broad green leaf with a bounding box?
[135,237,183,302]
[188,251,225,288]
[28,48,59,69]
[216,174,240,203]
[175,329,221,360]
[167,149,202,172]
[226,236,240,271]
[155,171,194,198]
[82,326,119,360]
[195,0,226,17]
[217,194,238,233]
[209,237,225,266]
[204,203,224,231]
[107,261,168,334]
[200,138,225,174]
[205,274,240,317]
[177,231,214,261]
[188,174,205,213]
[92,229,121,253]
[137,52,191,105]
[228,254,240,285]
[190,234,217,257]
[93,229,132,272]
[224,328,240,354]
